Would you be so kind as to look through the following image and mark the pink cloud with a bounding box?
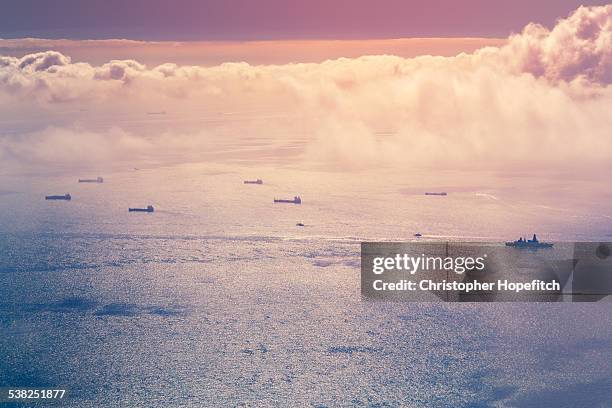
[498,5,612,83]
[0,5,610,174]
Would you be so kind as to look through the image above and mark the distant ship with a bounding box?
[78,177,104,183]
[129,205,154,213]
[414,233,422,237]
[274,196,301,204]
[425,192,447,196]
[46,193,71,201]
[296,222,305,227]
[506,234,553,248]
[244,179,263,184]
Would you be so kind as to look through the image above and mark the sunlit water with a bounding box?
[1,161,611,407]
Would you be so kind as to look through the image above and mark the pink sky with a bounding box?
[0,0,609,40]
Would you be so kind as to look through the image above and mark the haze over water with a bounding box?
[1,128,612,406]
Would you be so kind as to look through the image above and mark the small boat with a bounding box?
[244,179,263,185]
[296,222,305,227]
[129,205,154,213]
[78,176,104,183]
[46,193,71,201]
[506,234,553,248]
[425,192,447,196]
[414,233,422,237]
[274,196,301,204]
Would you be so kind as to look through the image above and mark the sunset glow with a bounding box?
[1,6,611,175]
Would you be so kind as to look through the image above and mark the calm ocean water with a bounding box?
[1,163,611,407]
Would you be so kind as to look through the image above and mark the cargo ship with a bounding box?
[425,192,447,196]
[45,193,71,201]
[506,234,553,248]
[274,196,301,204]
[78,177,104,183]
[244,179,263,184]
[129,205,154,213]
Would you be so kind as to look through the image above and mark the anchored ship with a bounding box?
[78,177,104,183]
[45,193,71,201]
[506,234,553,248]
[129,205,154,213]
[244,179,263,184]
[274,196,301,204]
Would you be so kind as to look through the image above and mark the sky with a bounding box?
[0,0,610,40]
[0,4,611,180]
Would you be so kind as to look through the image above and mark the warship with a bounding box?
[506,234,553,248]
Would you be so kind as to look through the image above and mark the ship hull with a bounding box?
[505,242,553,248]
[45,195,71,200]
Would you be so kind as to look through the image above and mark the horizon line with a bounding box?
[0,36,509,45]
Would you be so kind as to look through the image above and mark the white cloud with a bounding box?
[16,51,71,72]
[496,5,612,84]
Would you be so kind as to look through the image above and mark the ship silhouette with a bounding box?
[506,234,553,248]
[274,196,301,204]
[46,193,71,201]
[78,177,104,183]
[129,205,154,213]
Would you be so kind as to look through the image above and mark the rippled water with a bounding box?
[1,163,611,407]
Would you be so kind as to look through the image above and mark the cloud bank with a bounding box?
[0,37,505,66]
[0,5,611,174]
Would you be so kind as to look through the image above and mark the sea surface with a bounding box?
[1,162,611,407]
